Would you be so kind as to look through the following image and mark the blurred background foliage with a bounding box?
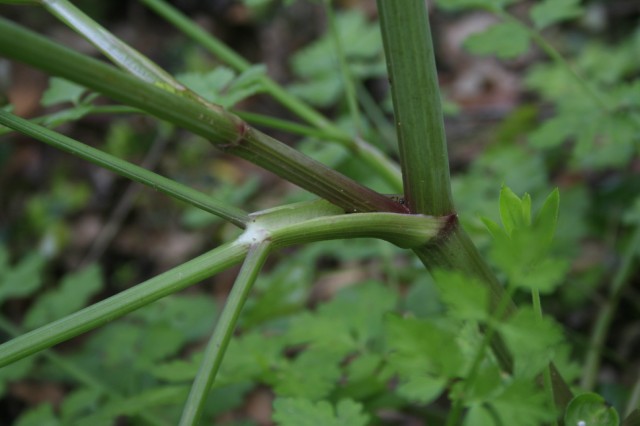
[0,0,638,424]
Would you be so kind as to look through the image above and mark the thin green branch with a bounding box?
[0,242,248,367]
[0,105,141,136]
[0,17,406,214]
[324,0,363,136]
[137,0,403,192]
[356,82,397,150]
[532,288,559,426]
[377,0,453,215]
[43,0,185,92]
[0,110,250,228]
[179,241,271,426]
[446,285,517,426]
[582,224,640,390]
[234,110,351,143]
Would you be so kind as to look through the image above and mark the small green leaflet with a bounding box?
[272,398,369,426]
[497,307,564,378]
[435,0,520,12]
[384,314,465,403]
[177,65,266,109]
[530,0,584,30]
[0,246,45,303]
[41,77,87,107]
[432,269,490,321]
[464,22,531,59]
[24,264,103,329]
[483,187,568,293]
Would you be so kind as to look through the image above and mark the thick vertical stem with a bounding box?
[377,0,453,215]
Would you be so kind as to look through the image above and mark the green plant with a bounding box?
[0,0,638,425]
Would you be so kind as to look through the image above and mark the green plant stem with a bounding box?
[376,1,575,411]
[0,105,142,136]
[532,288,559,426]
[0,110,250,228]
[582,224,640,390]
[377,0,453,216]
[137,0,403,192]
[0,17,406,214]
[446,285,517,426]
[324,0,363,136]
[0,198,447,367]
[356,82,397,150]
[42,0,184,92]
[0,316,169,426]
[179,241,271,426]
[496,10,611,113]
[0,242,248,367]
[234,110,351,144]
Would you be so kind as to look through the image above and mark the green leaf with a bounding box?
[435,0,520,12]
[130,294,218,342]
[0,357,35,397]
[75,386,189,425]
[270,348,343,400]
[286,281,398,353]
[485,188,569,293]
[490,380,556,425]
[177,65,266,109]
[272,398,369,426]
[533,187,560,248]
[41,77,87,107]
[24,264,103,329]
[530,0,584,30]
[564,393,620,426]
[14,403,60,426]
[464,22,531,59]
[60,388,102,422]
[384,315,464,403]
[288,9,385,107]
[0,251,45,303]
[497,307,564,378]
[528,114,577,148]
[432,270,490,321]
[499,186,531,236]
[464,404,496,426]
[217,331,287,385]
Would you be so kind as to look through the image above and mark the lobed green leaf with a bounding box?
[463,22,531,59]
[530,0,584,30]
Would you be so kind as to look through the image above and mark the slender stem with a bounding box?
[377,0,453,215]
[137,0,327,130]
[179,241,271,426]
[356,82,397,150]
[324,0,363,136]
[0,242,248,367]
[0,110,250,228]
[0,17,406,214]
[43,0,184,91]
[0,105,141,136]
[582,224,640,390]
[137,0,403,192]
[234,110,351,144]
[446,285,517,426]
[532,288,559,426]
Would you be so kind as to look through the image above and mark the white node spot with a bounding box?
[577,421,586,426]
